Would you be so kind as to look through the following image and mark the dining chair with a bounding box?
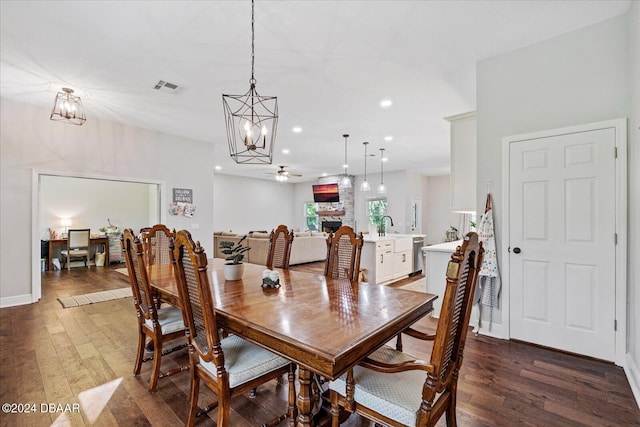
[170,229,297,427]
[141,224,174,266]
[329,232,484,427]
[121,228,188,392]
[324,225,364,282]
[266,224,294,269]
[60,228,90,271]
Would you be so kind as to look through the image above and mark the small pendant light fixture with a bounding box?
[340,134,352,189]
[378,148,387,194]
[222,0,278,164]
[50,88,86,125]
[360,141,371,192]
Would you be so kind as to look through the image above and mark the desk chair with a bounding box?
[324,226,364,282]
[121,229,187,392]
[60,229,90,271]
[170,230,296,427]
[329,233,484,427]
[266,224,294,269]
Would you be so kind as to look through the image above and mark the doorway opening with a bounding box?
[31,170,165,302]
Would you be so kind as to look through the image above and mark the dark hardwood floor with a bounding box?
[1,261,638,426]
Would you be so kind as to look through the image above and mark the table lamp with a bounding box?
[60,218,72,237]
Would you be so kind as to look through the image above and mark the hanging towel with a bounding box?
[474,195,501,332]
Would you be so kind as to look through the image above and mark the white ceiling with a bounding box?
[0,0,631,182]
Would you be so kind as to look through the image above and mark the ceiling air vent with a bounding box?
[153,80,182,94]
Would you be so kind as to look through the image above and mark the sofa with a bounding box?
[213,230,328,266]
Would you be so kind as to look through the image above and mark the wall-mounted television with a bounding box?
[312,183,340,203]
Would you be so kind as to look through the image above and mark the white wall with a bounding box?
[40,176,154,239]
[213,173,296,237]
[424,175,460,245]
[0,97,214,306]
[477,8,635,377]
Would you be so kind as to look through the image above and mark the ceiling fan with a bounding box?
[268,165,302,182]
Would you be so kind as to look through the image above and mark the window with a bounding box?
[367,198,388,231]
[411,199,422,232]
[304,202,319,231]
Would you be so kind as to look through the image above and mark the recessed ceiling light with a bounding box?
[292,127,302,133]
[215,165,222,170]
[380,99,392,107]
[282,148,290,154]
[384,136,393,141]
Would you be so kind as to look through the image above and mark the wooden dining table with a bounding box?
[131,259,436,427]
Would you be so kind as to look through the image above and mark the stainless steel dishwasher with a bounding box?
[411,236,424,275]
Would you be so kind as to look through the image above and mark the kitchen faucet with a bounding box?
[378,215,394,237]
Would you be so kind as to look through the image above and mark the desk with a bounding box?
[47,237,110,270]
[123,259,436,427]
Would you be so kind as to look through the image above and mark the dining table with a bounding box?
[124,259,436,427]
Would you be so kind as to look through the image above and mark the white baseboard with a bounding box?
[0,293,34,308]
[472,322,505,339]
[625,353,640,410]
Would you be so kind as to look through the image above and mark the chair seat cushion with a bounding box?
[61,249,89,257]
[329,345,425,426]
[199,334,289,389]
[145,305,185,335]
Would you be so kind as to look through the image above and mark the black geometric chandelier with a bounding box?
[222,0,278,164]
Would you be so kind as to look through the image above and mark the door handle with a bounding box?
[513,247,521,254]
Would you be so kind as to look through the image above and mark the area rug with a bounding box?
[57,287,132,308]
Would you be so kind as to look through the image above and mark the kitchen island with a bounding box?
[423,240,463,316]
[360,234,426,285]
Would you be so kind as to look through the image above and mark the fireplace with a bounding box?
[322,220,342,233]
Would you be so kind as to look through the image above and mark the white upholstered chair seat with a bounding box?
[144,305,185,335]
[61,249,89,266]
[199,334,290,388]
[61,248,89,257]
[329,345,439,426]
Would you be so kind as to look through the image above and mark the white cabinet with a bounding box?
[361,239,393,284]
[361,238,415,284]
[376,240,394,283]
[445,111,476,212]
[393,251,412,278]
[392,237,412,279]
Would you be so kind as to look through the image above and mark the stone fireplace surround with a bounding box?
[316,175,354,228]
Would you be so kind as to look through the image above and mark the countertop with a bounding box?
[363,233,426,243]
[422,240,463,252]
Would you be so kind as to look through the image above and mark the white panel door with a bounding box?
[509,128,616,361]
